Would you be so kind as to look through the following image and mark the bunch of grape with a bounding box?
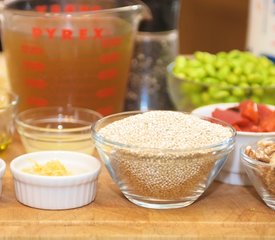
[171,50,275,109]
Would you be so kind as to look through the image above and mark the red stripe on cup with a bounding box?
[96,106,114,116]
[100,52,120,64]
[91,5,102,11]
[95,88,116,98]
[65,4,75,12]
[21,45,44,55]
[80,5,90,11]
[51,4,61,13]
[25,79,47,89]
[23,61,45,71]
[27,97,48,107]
[98,69,118,81]
[35,5,47,12]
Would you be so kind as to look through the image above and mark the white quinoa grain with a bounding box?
[98,111,234,200]
[99,111,232,149]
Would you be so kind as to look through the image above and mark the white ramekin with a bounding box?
[10,151,101,210]
[0,158,6,196]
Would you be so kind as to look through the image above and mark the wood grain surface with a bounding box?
[0,135,274,239]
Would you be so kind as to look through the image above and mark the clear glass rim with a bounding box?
[3,0,144,17]
[15,106,102,133]
[0,88,19,110]
[92,110,236,153]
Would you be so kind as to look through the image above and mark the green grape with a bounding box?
[218,66,231,79]
[224,96,240,103]
[226,74,238,84]
[232,88,245,97]
[172,50,275,110]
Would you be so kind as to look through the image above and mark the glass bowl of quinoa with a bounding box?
[92,110,236,209]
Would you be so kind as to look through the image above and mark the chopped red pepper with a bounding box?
[258,104,273,118]
[212,100,275,132]
[212,108,249,126]
[257,104,275,132]
[232,124,242,131]
[239,100,259,124]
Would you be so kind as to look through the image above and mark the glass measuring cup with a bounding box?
[1,0,149,116]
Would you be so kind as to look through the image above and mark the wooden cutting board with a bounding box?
[0,135,274,239]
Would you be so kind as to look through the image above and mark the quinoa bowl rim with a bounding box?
[91,110,237,153]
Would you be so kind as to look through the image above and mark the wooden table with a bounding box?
[0,136,274,239]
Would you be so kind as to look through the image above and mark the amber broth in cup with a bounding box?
[4,16,134,115]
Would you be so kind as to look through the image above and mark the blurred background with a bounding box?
[124,0,251,111]
[0,0,256,111]
[179,0,249,54]
[0,0,250,53]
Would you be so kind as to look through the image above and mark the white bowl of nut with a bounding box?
[10,151,101,210]
[241,138,275,210]
[92,110,236,209]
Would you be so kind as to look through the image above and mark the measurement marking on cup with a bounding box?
[25,79,47,89]
[35,4,102,13]
[23,61,45,71]
[35,5,47,12]
[101,37,123,48]
[93,28,103,39]
[96,106,114,116]
[96,88,116,98]
[90,5,102,11]
[100,52,120,64]
[27,97,48,107]
[50,4,61,13]
[64,4,75,12]
[79,5,90,11]
[98,69,118,80]
[21,44,44,55]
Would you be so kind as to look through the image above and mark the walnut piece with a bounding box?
[245,139,275,195]
[247,140,275,164]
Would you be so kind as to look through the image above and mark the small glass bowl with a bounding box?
[241,138,275,210]
[15,106,102,154]
[0,88,19,151]
[92,111,236,209]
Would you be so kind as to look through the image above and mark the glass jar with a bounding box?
[124,0,181,111]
